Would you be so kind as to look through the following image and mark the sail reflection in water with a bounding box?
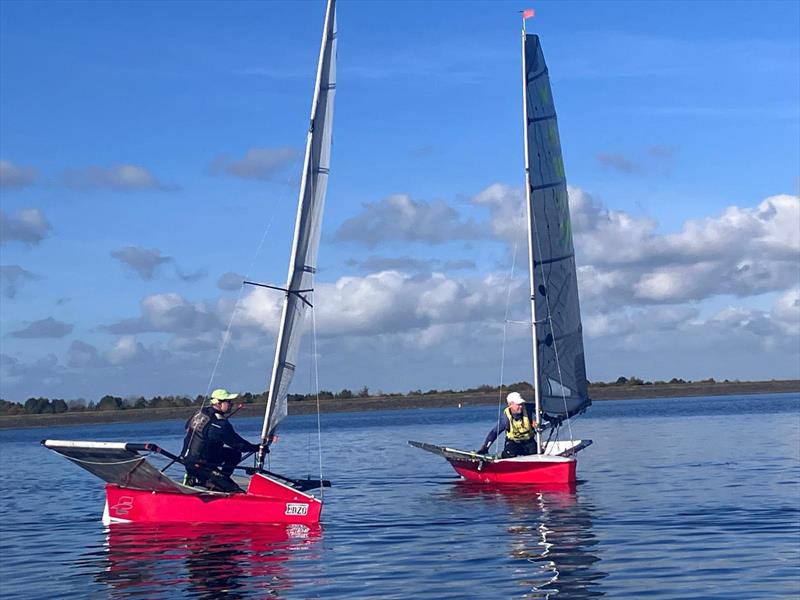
[94,523,321,598]
[450,483,606,598]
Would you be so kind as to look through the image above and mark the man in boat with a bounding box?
[181,388,262,492]
[476,392,539,458]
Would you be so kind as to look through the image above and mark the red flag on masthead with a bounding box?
[522,8,535,19]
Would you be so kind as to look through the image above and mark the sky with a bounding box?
[1,0,798,403]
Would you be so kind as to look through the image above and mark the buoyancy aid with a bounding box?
[182,408,213,461]
[504,406,534,442]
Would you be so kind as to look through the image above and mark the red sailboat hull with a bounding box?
[104,473,322,525]
[447,455,577,484]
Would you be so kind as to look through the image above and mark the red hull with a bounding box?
[104,473,322,525]
[448,456,577,484]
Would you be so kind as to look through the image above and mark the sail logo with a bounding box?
[285,503,309,516]
[110,496,135,516]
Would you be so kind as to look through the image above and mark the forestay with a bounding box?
[523,34,590,419]
[262,0,337,442]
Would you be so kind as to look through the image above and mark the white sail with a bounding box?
[522,33,590,419]
[261,0,337,443]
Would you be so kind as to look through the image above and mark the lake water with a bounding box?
[1,393,798,599]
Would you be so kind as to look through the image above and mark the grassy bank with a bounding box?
[2,379,798,430]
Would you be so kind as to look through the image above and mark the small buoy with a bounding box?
[458,403,462,408]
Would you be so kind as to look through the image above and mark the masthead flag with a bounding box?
[522,8,535,19]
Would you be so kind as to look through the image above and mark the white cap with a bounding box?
[506,392,526,405]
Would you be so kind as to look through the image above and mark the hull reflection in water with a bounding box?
[97,523,321,598]
[451,482,607,598]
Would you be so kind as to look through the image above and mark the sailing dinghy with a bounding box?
[410,20,592,485]
[42,0,338,524]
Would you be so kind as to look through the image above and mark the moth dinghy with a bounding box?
[410,15,592,485]
[42,0,338,525]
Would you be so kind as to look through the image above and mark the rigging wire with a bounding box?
[496,208,524,445]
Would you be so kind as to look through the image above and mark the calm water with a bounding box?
[1,393,798,599]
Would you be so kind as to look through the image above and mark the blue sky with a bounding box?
[1,0,798,403]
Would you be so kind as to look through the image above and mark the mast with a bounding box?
[521,21,543,454]
[259,0,337,468]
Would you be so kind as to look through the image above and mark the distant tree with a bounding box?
[0,400,24,415]
[669,378,686,384]
[24,397,52,414]
[507,381,533,392]
[67,399,87,411]
[51,399,68,413]
[97,395,123,411]
[356,386,370,398]
[615,377,628,385]
[336,389,353,399]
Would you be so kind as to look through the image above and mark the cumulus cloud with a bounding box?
[63,164,175,191]
[0,159,38,189]
[471,184,800,307]
[106,335,147,365]
[235,270,525,340]
[334,194,487,247]
[111,246,172,280]
[67,340,107,368]
[0,265,40,298]
[104,292,222,336]
[10,317,73,339]
[0,208,51,246]
[210,147,300,180]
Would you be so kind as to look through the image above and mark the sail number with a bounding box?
[285,503,309,516]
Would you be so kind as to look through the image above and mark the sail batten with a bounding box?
[523,33,590,420]
[261,0,336,445]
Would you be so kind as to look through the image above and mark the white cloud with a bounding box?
[106,336,145,365]
[0,208,51,246]
[0,159,38,189]
[105,292,222,335]
[63,164,175,191]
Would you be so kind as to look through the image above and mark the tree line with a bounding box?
[0,377,733,416]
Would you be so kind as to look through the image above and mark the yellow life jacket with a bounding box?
[505,406,534,442]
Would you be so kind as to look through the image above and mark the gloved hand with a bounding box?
[249,442,263,454]
[476,446,489,455]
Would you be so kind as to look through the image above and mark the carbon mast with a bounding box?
[258,0,337,469]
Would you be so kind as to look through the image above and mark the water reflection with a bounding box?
[450,482,607,598]
[96,523,321,599]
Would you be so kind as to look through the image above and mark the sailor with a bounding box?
[181,388,261,492]
[476,392,539,457]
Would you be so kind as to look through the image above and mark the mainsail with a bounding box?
[261,0,337,446]
[522,33,590,420]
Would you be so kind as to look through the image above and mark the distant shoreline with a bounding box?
[2,379,797,430]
